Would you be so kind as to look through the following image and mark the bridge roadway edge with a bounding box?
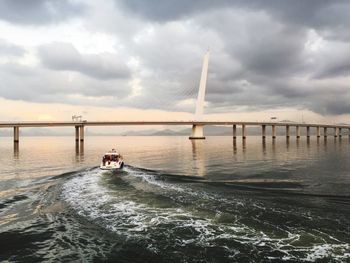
[1,121,349,146]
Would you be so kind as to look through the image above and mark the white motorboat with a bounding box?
[100,149,124,170]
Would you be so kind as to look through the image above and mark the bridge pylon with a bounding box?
[189,51,209,140]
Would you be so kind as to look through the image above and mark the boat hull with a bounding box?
[100,161,124,170]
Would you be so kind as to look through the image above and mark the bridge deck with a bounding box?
[0,121,349,129]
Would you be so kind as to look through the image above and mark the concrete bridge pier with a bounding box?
[242,124,246,140]
[14,126,19,143]
[233,125,237,140]
[296,126,300,139]
[272,125,276,139]
[339,128,342,138]
[334,127,338,138]
[80,125,85,142]
[286,125,290,139]
[75,126,80,143]
[189,125,205,139]
[317,126,320,138]
[262,125,266,139]
[324,127,327,138]
[306,126,310,138]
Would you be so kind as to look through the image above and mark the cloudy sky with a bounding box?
[1,0,350,124]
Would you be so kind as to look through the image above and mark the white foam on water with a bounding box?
[123,166,186,193]
[60,168,350,261]
[304,243,350,261]
[61,169,148,234]
[123,166,247,209]
[61,168,251,253]
[61,169,210,233]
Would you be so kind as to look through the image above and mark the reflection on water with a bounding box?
[0,136,349,262]
[74,141,85,163]
[233,138,237,154]
[262,139,267,156]
[191,140,205,177]
[13,142,19,159]
[271,138,276,154]
[75,141,79,155]
[242,138,246,154]
[79,141,84,156]
[2,136,350,194]
[306,137,310,146]
[296,137,300,148]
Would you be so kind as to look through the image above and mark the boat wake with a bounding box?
[59,166,350,262]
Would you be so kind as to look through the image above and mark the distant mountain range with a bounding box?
[124,126,348,136]
[1,125,348,137]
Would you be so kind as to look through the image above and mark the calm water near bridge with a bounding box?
[0,136,349,262]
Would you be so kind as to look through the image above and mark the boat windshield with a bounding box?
[103,154,120,161]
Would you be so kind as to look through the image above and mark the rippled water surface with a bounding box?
[0,136,349,262]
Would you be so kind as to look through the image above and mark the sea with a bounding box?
[0,136,349,262]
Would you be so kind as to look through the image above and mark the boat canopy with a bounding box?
[104,152,120,156]
[104,149,119,155]
[102,149,122,161]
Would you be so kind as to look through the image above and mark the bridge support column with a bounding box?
[14,126,19,143]
[306,126,310,138]
[324,127,327,138]
[286,125,290,138]
[75,126,80,142]
[339,128,342,138]
[262,125,266,139]
[272,125,276,139]
[334,127,338,138]
[80,126,85,142]
[233,125,236,140]
[296,126,300,139]
[242,124,246,140]
[189,125,205,139]
[317,126,320,138]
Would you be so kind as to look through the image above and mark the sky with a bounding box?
[1,0,350,125]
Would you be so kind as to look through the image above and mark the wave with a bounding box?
[0,194,28,210]
[59,166,350,262]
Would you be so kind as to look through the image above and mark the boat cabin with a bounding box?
[102,149,122,163]
[103,153,121,162]
[100,149,124,170]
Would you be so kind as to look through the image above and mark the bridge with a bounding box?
[1,121,349,145]
[1,51,349,146]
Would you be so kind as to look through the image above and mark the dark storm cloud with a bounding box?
[114,0,316,78]
[0,0,84,24]
[38,42,131,80]
[115,0,230,22]
[2,0,350,117]
[320,101,350,115]
[0,62,131,105]
[106,2,316,112]
[116,0,348,31]
[220,19,308,78]
[316,62,350,79]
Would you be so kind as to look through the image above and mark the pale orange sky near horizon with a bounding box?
[1,97,349,130]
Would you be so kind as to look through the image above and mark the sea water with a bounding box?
[0,136,349,262]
